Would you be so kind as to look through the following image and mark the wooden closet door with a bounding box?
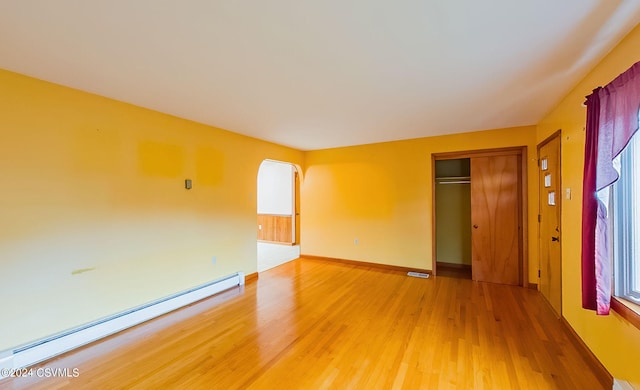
[470,155,521,285]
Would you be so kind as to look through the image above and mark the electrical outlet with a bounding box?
[212,256,217,265]
[354,238,359,245]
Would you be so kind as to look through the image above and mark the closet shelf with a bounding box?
[436,176,471,184]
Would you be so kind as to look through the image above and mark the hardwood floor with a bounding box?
[0,257,607,389]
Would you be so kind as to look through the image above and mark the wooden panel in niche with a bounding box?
[258,214,293,244]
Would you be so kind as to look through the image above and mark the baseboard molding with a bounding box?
[560,316,613,389]
[257,240,295,246]
[434,261,472,279]
[436,261,471,270]
[527,283,538,290]
[301,254,431,274]
[245,272,259,283]
[1,272,244,370]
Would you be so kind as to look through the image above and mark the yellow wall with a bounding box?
[301,126,538,276]
[537,24,640,384]
[0,69,303,351]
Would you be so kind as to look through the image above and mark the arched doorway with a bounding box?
[257,160,301,272]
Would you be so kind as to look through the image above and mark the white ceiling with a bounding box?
[1,1,639,150]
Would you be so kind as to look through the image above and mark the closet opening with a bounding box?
[432,147,528,286]
[434,158,472,279]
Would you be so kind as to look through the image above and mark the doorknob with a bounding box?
[551,236,559,242]
[473,224,478,229]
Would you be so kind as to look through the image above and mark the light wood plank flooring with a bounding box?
[0,257,606,389]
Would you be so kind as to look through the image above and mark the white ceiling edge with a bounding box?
[0,1,639,151]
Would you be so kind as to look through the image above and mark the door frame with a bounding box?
[537,130,562,314]
[431,146,529,287]
[257,159,300,245]
[294,169,300,245]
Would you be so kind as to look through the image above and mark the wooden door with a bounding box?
[538,133,562,315]
[470,155,521,285]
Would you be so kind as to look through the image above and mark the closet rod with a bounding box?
[438,180,470,184]
[436,176,471,184]
[436,175,470,180]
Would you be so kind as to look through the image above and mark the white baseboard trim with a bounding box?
[1,272,244,370]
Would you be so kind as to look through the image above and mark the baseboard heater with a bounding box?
[0,272,245,371]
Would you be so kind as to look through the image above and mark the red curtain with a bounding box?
[581,88,600,311]
[582,61,640,315]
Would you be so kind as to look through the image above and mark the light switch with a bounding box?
[566,188,571,200]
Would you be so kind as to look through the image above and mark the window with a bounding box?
[612,117,640,306]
